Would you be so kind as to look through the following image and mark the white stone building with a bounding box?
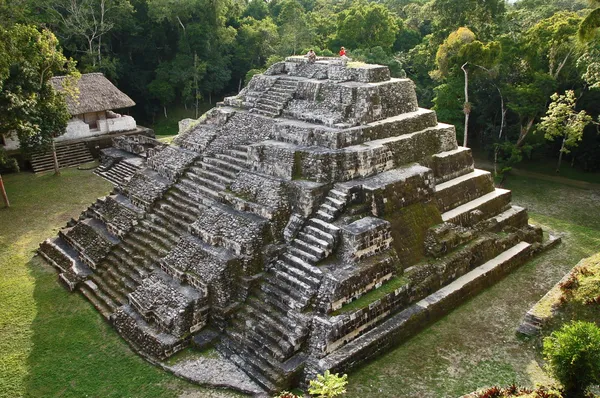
[1,73,138,151]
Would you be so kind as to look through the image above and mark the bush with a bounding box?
[308,370,348,397]
[543,321,600,398]
[0,148,19,173]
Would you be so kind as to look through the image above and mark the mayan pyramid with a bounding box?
[39,57,555,394]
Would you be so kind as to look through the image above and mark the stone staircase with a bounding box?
[95,159,142,186]
[30,142,94,173]
[178,145,251,203]
[73,145,257,321]
[252,77,298,117]
[217,187,350,392]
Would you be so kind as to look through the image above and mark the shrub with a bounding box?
[308,370,348,397]
[543,321,600,398]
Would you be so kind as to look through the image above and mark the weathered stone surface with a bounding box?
[39,58,553,395]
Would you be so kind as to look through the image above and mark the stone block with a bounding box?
[340,217,393,262]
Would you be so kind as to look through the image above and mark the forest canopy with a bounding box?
[1,0,600,173]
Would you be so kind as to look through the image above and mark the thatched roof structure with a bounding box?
[51,73,135,115]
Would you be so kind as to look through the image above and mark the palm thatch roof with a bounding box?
[50,73,135,115]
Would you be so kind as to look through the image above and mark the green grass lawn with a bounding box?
[344,175,600,397]
[0,168,238,398]
[1,166,599,398]
[150,104,213,137]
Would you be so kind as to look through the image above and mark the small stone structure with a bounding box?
[40,58,557,394]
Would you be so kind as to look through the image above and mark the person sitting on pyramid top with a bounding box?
[306,49,316,63]
[339,46,347,57]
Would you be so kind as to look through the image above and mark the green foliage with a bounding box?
[543,321,600,397]
[579,7,600,41]
[537,90,593,154]
[334,2,398,52]
[308,370,348,398]
[277,0,313,55]
[0,147,19,173]
[351,46,405,77]
[0,24,78,154]
[244,68,265,86]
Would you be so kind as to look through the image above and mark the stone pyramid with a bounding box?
[39,57,556,394]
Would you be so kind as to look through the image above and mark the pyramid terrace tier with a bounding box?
[38,60,559,395]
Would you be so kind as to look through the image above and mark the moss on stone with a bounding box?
[332,276,409,316]
[384,202,442,269]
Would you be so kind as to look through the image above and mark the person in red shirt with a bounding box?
[339,46,346,57]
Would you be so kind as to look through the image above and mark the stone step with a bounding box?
[489,205,528,231]
[79,283,114,319]
[177,178,221,202]
[217,341,279,393]
[273,268,313,292]
[136,224,176,250]
[236,313,296,357]
[441,188,511,227]
[90,272,128,306]
[222,148,249,161]
[280,253,323,279]
[287,246,319,264]
[254,108,279,117]
[257,103,282,113]
[434,169,494,213]
[199,161,239,180]
[304,226,335,245]
[316,210,335,222]
[203,157,245,174]
[320,203,339,216]
[314,242,533,374]
[262,277,309,309]
[260,282,306,312]
[308,218,340,237]
[297,232,331,251]
[329,189,349,201]
[244,300,305,348]
[195,168,234,186]
[262,93,289,102]
[81,279,118,313]
[257,98,283,107]
[432,147,474,184]
[156,201,197,224]
[213,153,250,169]
[186,171,227,192]
[275,260,320,288]
[291,239,326,260]
[165,189,203,213]
[325,196,345,208]
[228,326,287,364]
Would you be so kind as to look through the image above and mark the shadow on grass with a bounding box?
[23,256,191,397]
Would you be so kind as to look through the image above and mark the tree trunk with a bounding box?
[239,77,242,92]
[516,117,535,147]
[0,173,9,208]
[556,137,566,173]
[461,62,470,148]
[164,105,168,119]
[52,139,60,176]
[209,92,212,105]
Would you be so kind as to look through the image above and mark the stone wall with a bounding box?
[160,235,241,310]
[317,254,398,313]
[147,146,198,182]
[339,217,393,262]
[91,195,143,237]
[114,305,188,360]
[121,168,171,210]
[190,205,271,274]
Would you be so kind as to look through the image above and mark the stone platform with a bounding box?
[39,57,557,395]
